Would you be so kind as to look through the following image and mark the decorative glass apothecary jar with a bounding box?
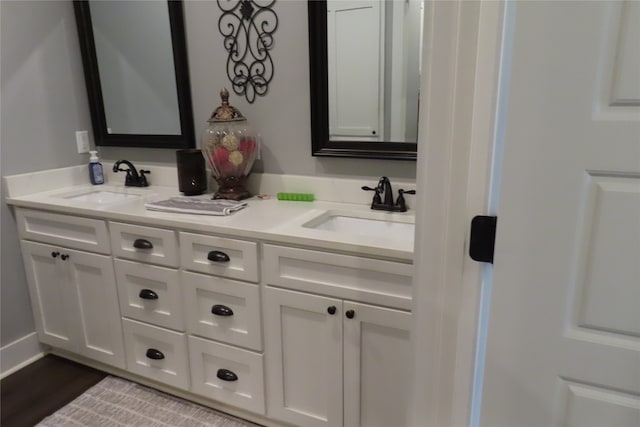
[202,88,259,200]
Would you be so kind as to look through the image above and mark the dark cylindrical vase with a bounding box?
[176,149,207,196]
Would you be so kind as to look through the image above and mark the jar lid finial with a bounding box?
[207,88,246,122]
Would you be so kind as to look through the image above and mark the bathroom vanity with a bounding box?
[4,164,415,427]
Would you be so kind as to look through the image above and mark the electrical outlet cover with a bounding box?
[76,130,90,153]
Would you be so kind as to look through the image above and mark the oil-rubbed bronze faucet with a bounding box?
[112,160,150,187]
[362,176,415,212]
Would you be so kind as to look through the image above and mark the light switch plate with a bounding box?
[76,130,90,153]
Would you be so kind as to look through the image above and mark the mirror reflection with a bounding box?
[89,0,180,135]
[74,0,195,148]
[327,0,423,143]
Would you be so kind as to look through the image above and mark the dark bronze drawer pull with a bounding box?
[139,289,159,300]
[211,304,234,316]
[133,239,153,249]
[207,250,230,262]
[145,348,164,360]
[216,368,238,382]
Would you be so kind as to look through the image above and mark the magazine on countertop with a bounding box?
[145,197,247,216]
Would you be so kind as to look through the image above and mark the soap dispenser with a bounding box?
[88,150,104,185]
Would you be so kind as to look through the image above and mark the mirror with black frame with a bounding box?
[74,0,195,149]
[309,0,422,160]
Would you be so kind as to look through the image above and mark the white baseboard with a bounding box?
[0,332,46,379]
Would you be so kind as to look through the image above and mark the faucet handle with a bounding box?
[123,170,135,186]
[396,189,416,212]
[362,185,382,205]
[139,170,151,187]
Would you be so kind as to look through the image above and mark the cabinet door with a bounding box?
[66,247,125,369]
[327,0,382,140]
[21,242,125,368]
[21,241,79,352]
[343,301,412,427]
[264,287,343,427]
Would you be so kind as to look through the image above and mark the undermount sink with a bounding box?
[63,190,141,204]
[303,210,415,240]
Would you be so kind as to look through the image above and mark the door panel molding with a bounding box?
[595,1,640,117]
[571,174,640,340]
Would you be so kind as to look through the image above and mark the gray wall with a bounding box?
[1,1,416,348]
[1,0,94,346]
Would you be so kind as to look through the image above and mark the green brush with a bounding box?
[277,192,315,202]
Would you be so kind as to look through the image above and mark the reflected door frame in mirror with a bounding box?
[309,1,417,160]
[74,0,195,149]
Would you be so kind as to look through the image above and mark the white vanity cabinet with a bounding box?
[262,245,413,427]
[17,209,125,369]
[12,198,414,427]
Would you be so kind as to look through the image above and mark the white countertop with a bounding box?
[4,166,415,262]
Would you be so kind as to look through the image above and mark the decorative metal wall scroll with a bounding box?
[217,0,278,103]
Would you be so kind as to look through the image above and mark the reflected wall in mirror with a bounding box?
[74,0,195,148]
[309,0,422,160]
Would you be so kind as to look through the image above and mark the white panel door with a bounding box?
[67,247,125,369]
[21,241,79,352]
[263,287,343,427]
[343,301,412,427]
[327,0,382,139]
[481,2,640,426]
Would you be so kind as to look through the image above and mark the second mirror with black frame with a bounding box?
[74,0,195,149]
[309,0,422,160]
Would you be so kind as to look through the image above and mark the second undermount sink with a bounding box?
[63,190,141,204]
[303,210,415,240]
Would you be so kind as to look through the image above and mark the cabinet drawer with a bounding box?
[16,209,110,254]
[180,232,258,282]
[183,271,261,351]
[189,336,265,415]
[263,245,413,310]
[110,222,179,267]
[122,318,189,390]
[115,259,184,331]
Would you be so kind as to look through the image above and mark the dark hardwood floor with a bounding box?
[1,354,107,427]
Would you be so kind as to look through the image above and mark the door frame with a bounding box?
[409,1,507,426]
